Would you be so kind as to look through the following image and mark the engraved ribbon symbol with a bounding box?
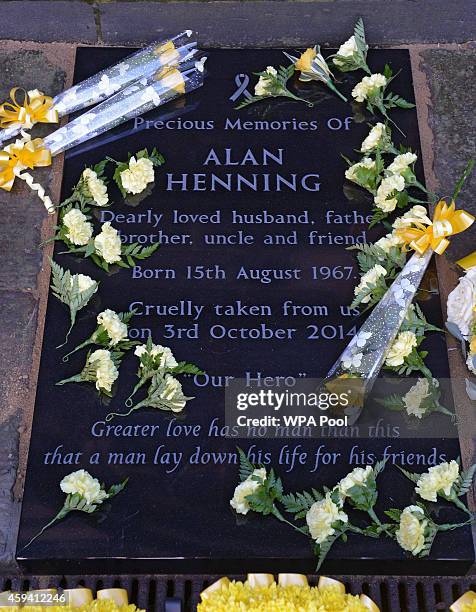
[229,74,252,102]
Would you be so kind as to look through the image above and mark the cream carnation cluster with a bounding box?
[24,468,127,548]
[385,330,417,367]
[360,122,390,153]
[134,342,178,369]
[354,264,387,304]
[120,156,155,195]
[403,378,434,419]
[97,309,128,346]
[306,493,348,544]
[254,66,278,97]
[60,469,108,505]
[87,349,119,393]
[82,167,109,207]
[395,505,427,556]
[230,468,267,515]
[352,73,387,102]
[415,460,460,503]
[374,174,405,212]
[94,221,122,264]
[62,208,93,246]
[333,36,359,68]
[336,466,373,499]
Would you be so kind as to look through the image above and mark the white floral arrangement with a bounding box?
[62,308,137,362]
[331,19,369,74]
[55,214,159,272]
[57,160,109,211]
[57,348,121,397]
[231,451,475,568]
[105,337,203,420]
[377,377,454,420]
[49,259,99,347]
[23,469,127,549]
[446,266,476,398]
[109,147,164,198]
[235,64,313,109]
[344,124,428,227]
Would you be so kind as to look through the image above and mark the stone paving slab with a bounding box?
[100,1,476,46]
[0,45,69,292]
[0,41,75,571]
[0,2,96,43]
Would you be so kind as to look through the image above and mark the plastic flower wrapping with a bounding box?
[0,55,206,211]
[44,58,206,155]
[0,30,197,145]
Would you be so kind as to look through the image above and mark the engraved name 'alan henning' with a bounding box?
[162,147,321,192]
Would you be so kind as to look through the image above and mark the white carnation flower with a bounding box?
[254,67,277,96]
[387,152,417,176]
[120,156,155,195]
[403,378,432,419]
[159,374,187,412]
[374,232,404,253]
[415,460,460,502]
[97,309,128,346]
[354,264,387,303]
[87,349,118,392]
[385,331,417,367]
[70,273,97,294]
[230,468,267,515]
[352,73,387,102]
[94,222,122,264]
[337,465,373,499]
[393,205,431,229]
[467,352,476,375]
[134,343,177,369]
[82,168,109,207]
[335,35,358,60]
[345,157,376,188]
[361,122,386,153]
[374,174,405,212]
[446,267,476,338]
[60,469,107,505]
[62,208,93,246]
[306,493,348,544]
[396,505,427,555]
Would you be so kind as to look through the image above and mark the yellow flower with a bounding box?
[198,582,370,611]
[295,48,317,72]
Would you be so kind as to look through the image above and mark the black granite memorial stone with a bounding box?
[17,48,474,574]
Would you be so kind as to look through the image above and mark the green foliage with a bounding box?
[237,447,255,482]
[106,478,129,499]
[281,489,323,520]
[50,259,98,329]
[455,464,476,497]
[401,304,442,337]
[246,469,283,516]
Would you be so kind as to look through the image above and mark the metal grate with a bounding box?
[2,574,476,611]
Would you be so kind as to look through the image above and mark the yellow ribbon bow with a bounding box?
[0,133,53,212]
[0,87,58,130]
[395,199,475,255]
